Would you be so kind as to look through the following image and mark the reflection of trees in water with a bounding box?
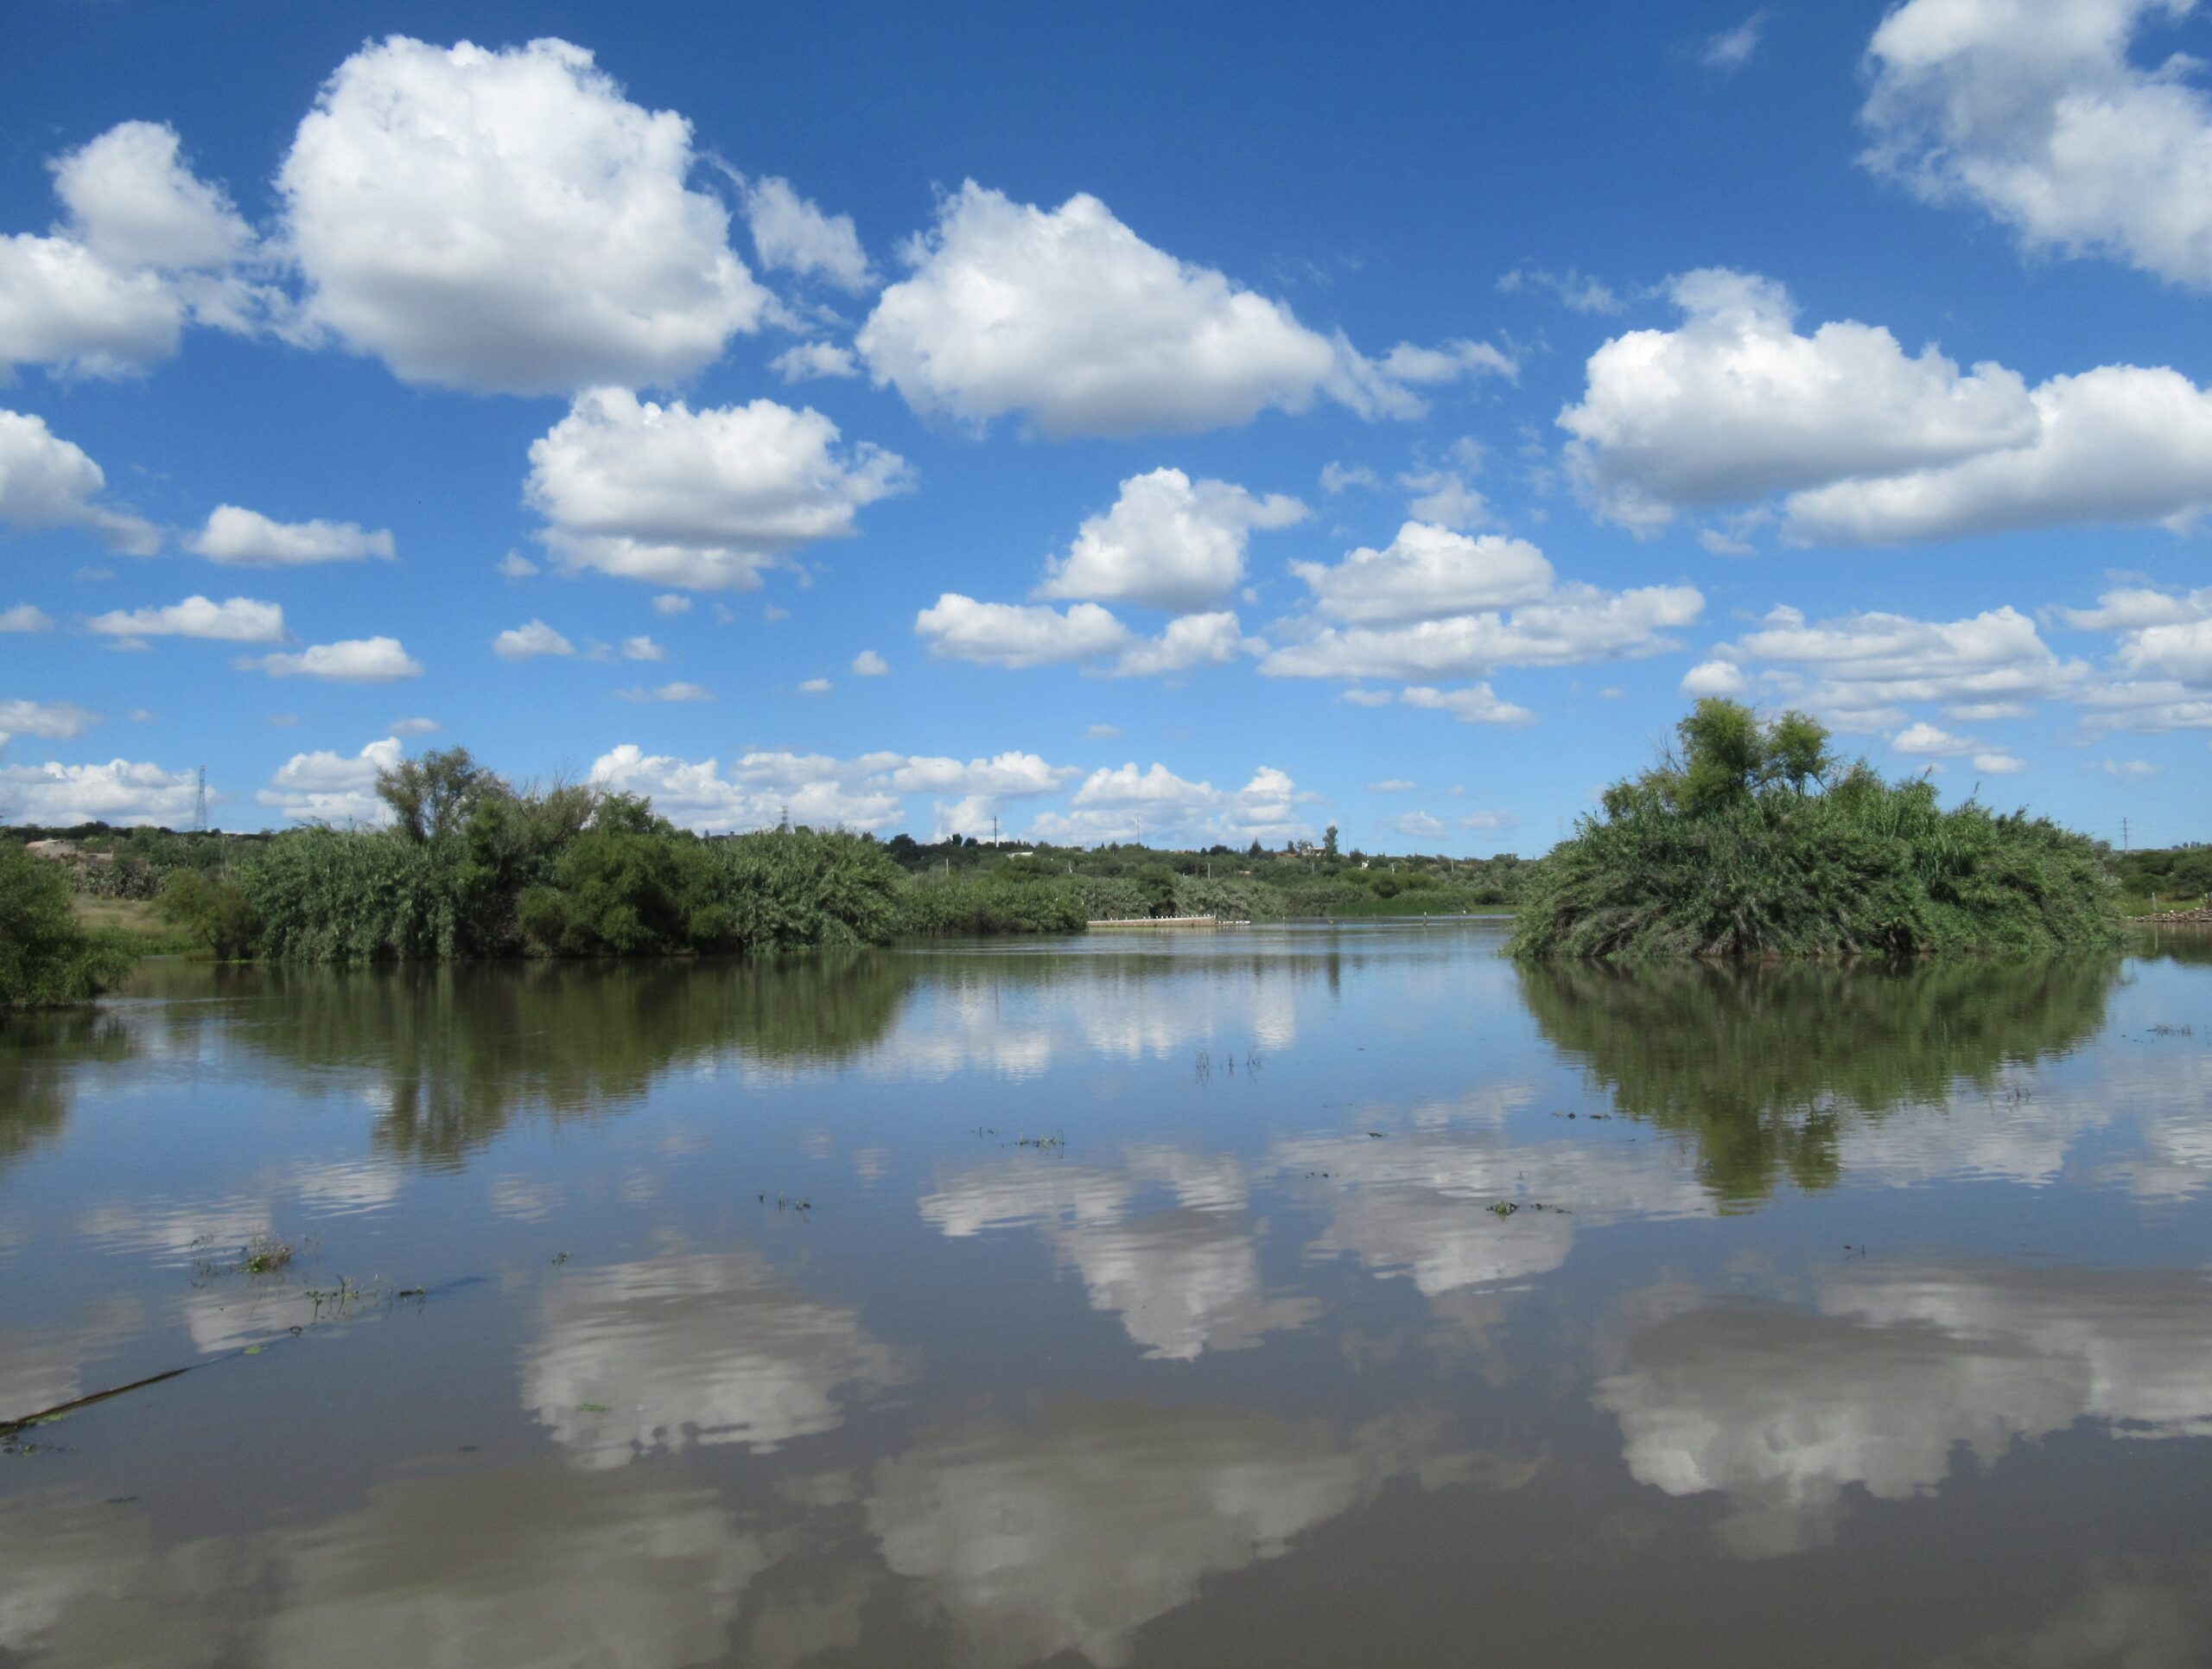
[2129,925,2212,967]
[220,955,918,1165]
[1517,958,2116,1201]
[0,1008,135,1172]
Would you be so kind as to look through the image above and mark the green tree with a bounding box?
[0,844,137,1005]
[1323,824,1340,857]
[377,747,493,844]
[1136,863,1179,917]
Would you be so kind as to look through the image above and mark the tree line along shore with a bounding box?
[2,702,2165,1007]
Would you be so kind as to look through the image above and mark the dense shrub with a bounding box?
[0,844,138,1005]
[1511,700,2118,960]
[893,874,1089,936]
[689,827,906,952]
[239,828,459,963]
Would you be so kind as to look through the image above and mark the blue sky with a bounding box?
[3,1,2207,850]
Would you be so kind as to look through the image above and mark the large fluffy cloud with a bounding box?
[1290,521,1554,626]
[278,36,769,393]
[186,505,395,565]
[0,758,200,825]
[1707,602,2087,729]
[856,182,1478,436]
[1861,0,2212,290]
[257,736,402,824]
[49,119,253,272]
[1035,468,1306,610]
[1560,270,2036,531]
[1785,365,2212,543]
[526,387,911,589]
[2,121,262,379]
[0,233,181,379]
[0,410,159,554]
[1562,270,2212,542]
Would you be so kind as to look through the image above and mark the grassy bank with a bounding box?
[1511,700,2118,961]
[70,897,200,952]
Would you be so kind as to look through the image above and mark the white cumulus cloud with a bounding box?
[858,182,1421,436]
[1681,659,1750,697]
[1036,468,1306,610]
[1109,611,1255,678]
[0,698,101,740]
[493,621,575,660]
[1,119,269,379]
[1262,583,1702,681]
[526,386,911,590]
[1564,270,2212,543]
[278,36,769,393]
[0,757,200,825]
[1,604,55,633]
[739,175,873,293]
[852,649,889,676]
[1291,521,1554,626]
[187,504,396,565]
[0,410,160,554]
[1560,270,2036,532]
[1784,366,2212,544]
[243,637,423,682]
[88,595,283,642]
[257,736,402,825]
[1397,684,1537,725]
[915,595,1132,669]
[1719,602,2088,730]
[1862,0,2212,290]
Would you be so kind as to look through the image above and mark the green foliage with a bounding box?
[893,874,1089,936]
[1135,864,1179,917]
[156,870,262,959]
[239,828,460,963]
[377,746,493,845]
[1514,700,2119,960]
[688,827,906,953]
[0,844,138,1006]
[2113,845,2212,907]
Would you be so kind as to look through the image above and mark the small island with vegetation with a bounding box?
[1510,699,2120,960]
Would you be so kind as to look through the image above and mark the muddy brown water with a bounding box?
[2,920,2209,1667]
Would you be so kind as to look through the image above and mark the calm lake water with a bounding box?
[3,920,2209,1667]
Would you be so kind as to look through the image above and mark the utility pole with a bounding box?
[2122,817,2130,852]
[193,767,207,833]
